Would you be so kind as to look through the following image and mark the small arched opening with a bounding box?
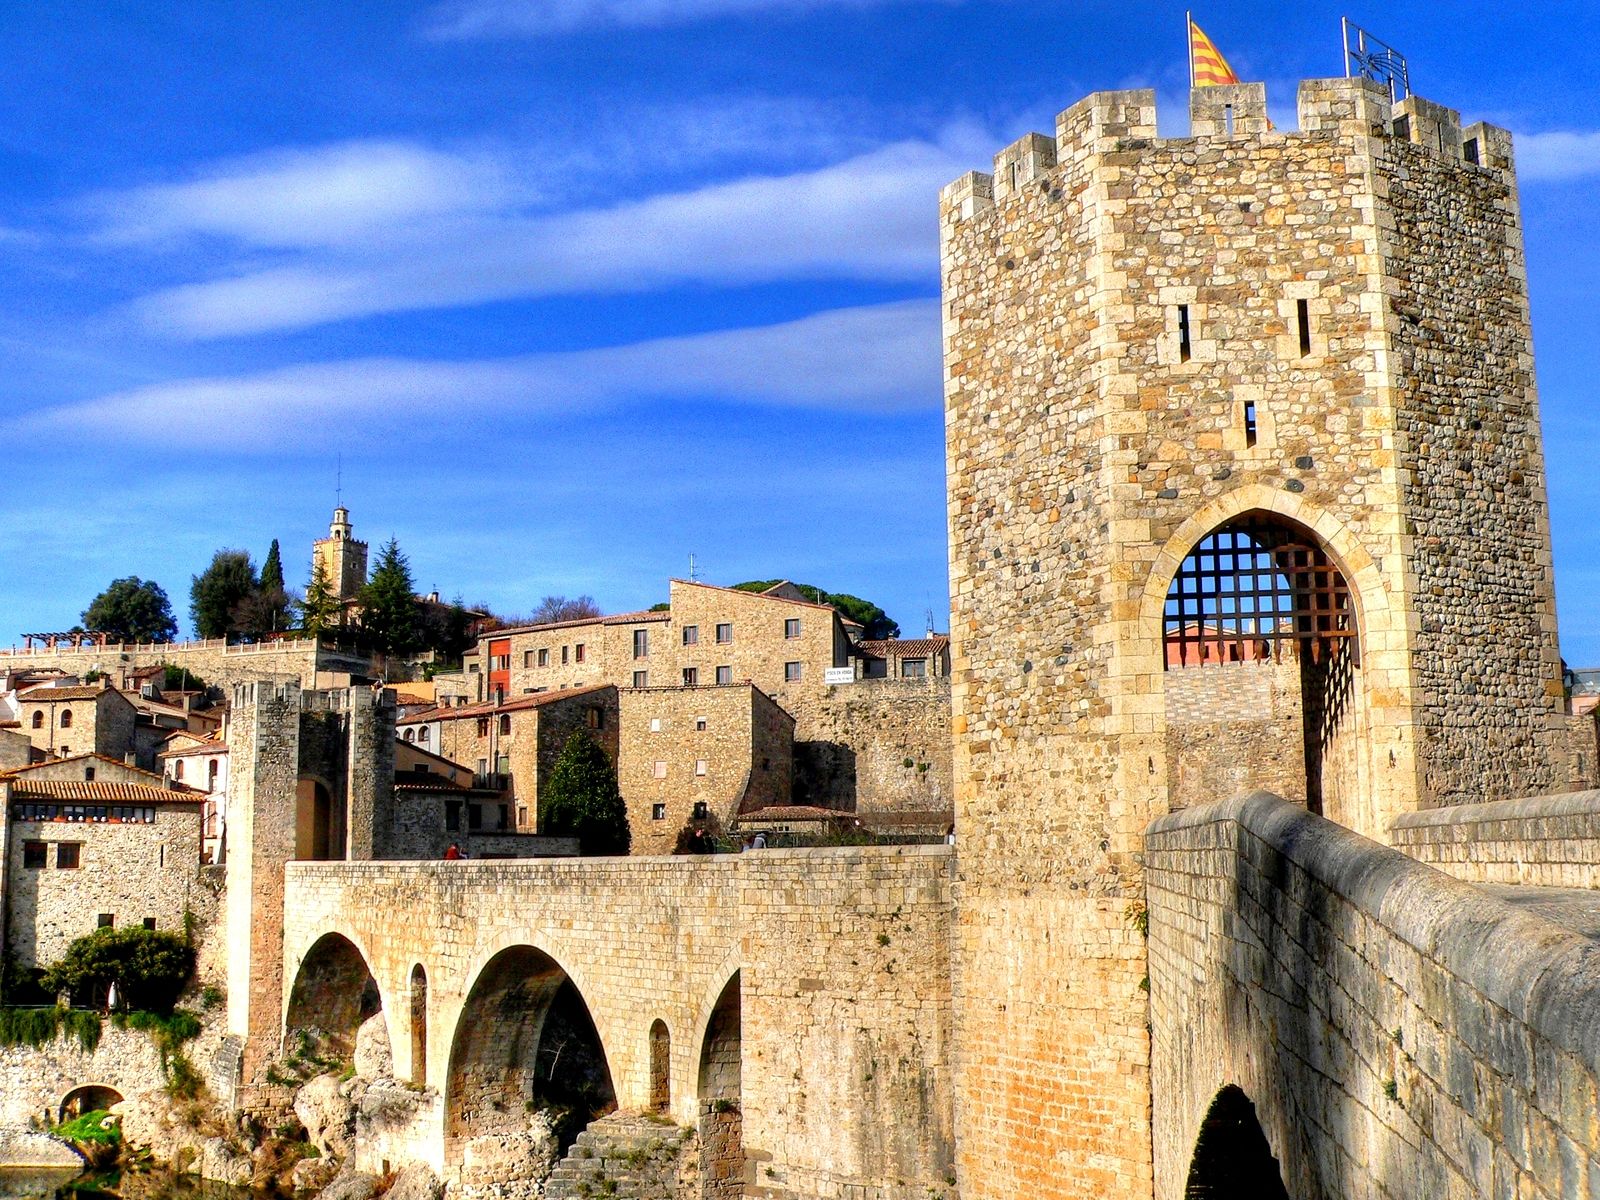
[295,777,335,860]
[445,946,615,1174]
[285,933,385,1066]
[648,1019,670,1112]
[409,963,428,1088]
[59,1085,122,1122]
[1162,511,1361,821]
[1184,1085,1289,1199]
[697,972,743,1198]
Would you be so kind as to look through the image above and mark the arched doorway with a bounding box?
[285,933,385,1064]
[649,1020,671,1112]
[1185,1085,1289,1199]
[409,964,428,1088]
[1162,511,1361,820]
[697,972,743,1198]
[446,946,614,1174]
[295,778,335,860]
[59,1085,122,1121]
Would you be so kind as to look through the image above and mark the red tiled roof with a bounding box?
[8,779,200,804]
[18,685,116,702]
[734,805,852,823]
[398,684,613,725]
[856,637,949,659]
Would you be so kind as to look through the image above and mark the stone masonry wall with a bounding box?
[618,684,792,855]
[784,677,951,816]
[0,1025,166,1128]
[0,639,364,693]
[1164,659,1305,811]
[280,847,955,1199]
[1381,101,1569,806]
[940,77,1567,1200]
[5,806,202,969]
[1147,791,1600,1200]
[1390,789,1600,887]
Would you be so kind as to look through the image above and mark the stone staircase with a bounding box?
[542,1113,694,1200]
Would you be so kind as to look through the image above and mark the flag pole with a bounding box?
[1187,11,1194,90]
[1341,15,1351,79]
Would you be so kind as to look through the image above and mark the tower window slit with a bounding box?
[1244,400,1258,447]
[1177,305,1192,363]
[1296,299,1311,357]
[1224,104,1234,137]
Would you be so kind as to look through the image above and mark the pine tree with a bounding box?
[301,562,340,636]
[359,537,422,656]
[260,539,284,591]
[539,730,630,856]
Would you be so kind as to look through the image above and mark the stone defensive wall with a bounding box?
[1392,790,1600,889]
[0,637,371,691]
[1146,792,1600,1200]
[282,847,955,1198]
[788,676,952,815]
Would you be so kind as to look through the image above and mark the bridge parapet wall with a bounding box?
[1147,791,1600,1200]
[1392,790,1600,888]
[283,848,955,1199]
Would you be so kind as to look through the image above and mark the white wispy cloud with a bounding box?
[424,0,961,38]
[110,135,975,338]
[8,299,939,448]
[1515,131,1600,182]
[87,140,521,249]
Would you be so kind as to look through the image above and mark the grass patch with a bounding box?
[54,1109,119,1146]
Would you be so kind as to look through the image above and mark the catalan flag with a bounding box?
[1189,17,1241,87]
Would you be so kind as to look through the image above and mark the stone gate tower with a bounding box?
[941,78,1571,1198]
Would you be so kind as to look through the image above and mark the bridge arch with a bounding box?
[285,931,386,1063]
[1131,488,1398,836]
[445,943,615,1168]
[1183,1084,1289,1200]
[58,1084,122,1121]
[695,970,744,1197]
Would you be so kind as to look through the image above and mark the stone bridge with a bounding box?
[1146,792,1600,1200]
[281,847,955,1198]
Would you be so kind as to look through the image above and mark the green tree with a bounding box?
[420,595,473,662]
[234,538,292,637]
[300,562,341,636]
[730,580,900,639]
[41,927,194,1013]
[359,537,422,656]
[189,550,258,640]
[259,539,285,592]
[81,577,178,643]
[539,730,630,856]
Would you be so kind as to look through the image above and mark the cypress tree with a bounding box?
[540,730,630,856]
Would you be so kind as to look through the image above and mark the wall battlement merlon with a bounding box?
[942,77,1513,223]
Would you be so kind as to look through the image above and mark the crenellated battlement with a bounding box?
[941,77,1513,223]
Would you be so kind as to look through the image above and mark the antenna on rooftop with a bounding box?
[336,452,343,508]
[688,552,699,582]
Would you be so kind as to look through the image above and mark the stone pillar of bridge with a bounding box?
[225,680,304,1104]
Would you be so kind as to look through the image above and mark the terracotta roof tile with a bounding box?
[9,779,199,804]
[18,685,114,702]
[856,636,949,659]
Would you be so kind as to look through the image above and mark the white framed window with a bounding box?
[715,666,732,685]
[633,629,649,658]
[653,761,667,779]
[695,760,707,776]
[784,618,801,638]
[715,623,732,644]
[651,717,662,732]
[784,661,802,682]
[682,625,699,646]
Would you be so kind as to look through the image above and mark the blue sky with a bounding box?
[1,1,1597,660]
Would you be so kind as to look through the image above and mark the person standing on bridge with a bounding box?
[444,842,463,860]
